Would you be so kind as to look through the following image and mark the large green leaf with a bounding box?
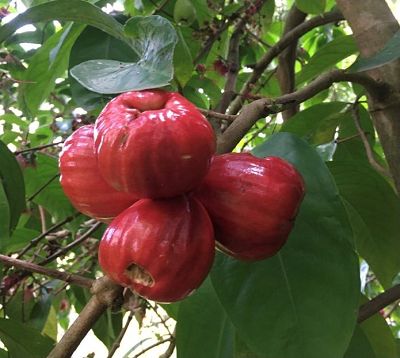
[281,102,347,145]
[296,35,358,85]
[176,277,235,358]
[295,0,326,14]
[0,0,127,44]
[3,228,40,253]
[211,133,359,358]
[24,153,74,220]
[350,30,400,73]
[19,23,84,116]
[329,161,400,288]
[361,303,398,358]
[174,27,193,86]
[0,141,25,234]
[68,22,139,110]
[344,326,376,358]
[70,15,178,94]
[0,318,54,358]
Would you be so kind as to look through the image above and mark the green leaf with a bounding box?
[19,23,84,116]
[3,228,40,253]
[174,27,193,86]
[281,102,348,145]
[0,318,54,358]
[211,133,360,358]
[296,35,358,85]
[70,15,178,94]
[68,23,138,110]
[0,0,127,44]
[344,326,377,358]
[176,277,235,358]
[350,30,400,73]
[328,161,400,288]
[0,141,25,234]
[0,183,10,243]
[361,305,398,358]
[295,0,326,14]
[24,153,74,220]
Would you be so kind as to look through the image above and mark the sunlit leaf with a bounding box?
[70,15,178,94]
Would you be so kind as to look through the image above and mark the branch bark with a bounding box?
[276,5,306,120]
[0,254,93,288]
[358,284,400,322]
[217,69,384,153]
[47,277,123,358]
[228,8,344,115]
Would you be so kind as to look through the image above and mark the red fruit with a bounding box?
[98,196,215,303]
[213,59,229,76]
[59,125,137,223]
[94,89,216,198]
[195,153,305,261]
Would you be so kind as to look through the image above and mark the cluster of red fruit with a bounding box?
[59,89,305,303]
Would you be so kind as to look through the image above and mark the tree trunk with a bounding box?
[336,0,400,193]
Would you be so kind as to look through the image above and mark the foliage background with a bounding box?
[1,0,400,357]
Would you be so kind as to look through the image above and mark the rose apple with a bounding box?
[195,153,305,261]
[94,89,216,198]
[98,196,215,303]
[59,125,137,222]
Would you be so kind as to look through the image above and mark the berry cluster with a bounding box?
[59,89,305,303]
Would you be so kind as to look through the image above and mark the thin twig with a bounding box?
[239,122,269,152]
[132,338,173,358]
[17,213,79,259]
[351,103,392,177]
[39,221,102,266]
[358,284,400,322]
[159,328,176,358]
[198,108,237,122]
[15,141,64,154]
[149,302,172,336]
[228,9,344,114]
[27,173,60,202]
[107,313,134,358]
[0,254,93,288]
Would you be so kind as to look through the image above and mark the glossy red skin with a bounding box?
[59,125,138,223]
[195,153,305,261]
[94,89,216,198]
[98,196,215,303]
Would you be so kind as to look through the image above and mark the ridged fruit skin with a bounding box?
[59,125,138,223]
[98,196,215,303]
[195,153,305,261]
[94,89,216,198]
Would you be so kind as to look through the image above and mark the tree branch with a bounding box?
[276,5,306,120]
[15,141,64,154]
[0,254,93,288]
[17,213,80,259]
[199,108,236,122]
[193,6,244,64]
[47,276,123,358]
[358,284,400,322]
[27,173,60,202]
[217,69,384,153]
[351,103,391,177]
[107,313,134,358]
[39,221,102,266]
[228,8,344,115]
[216,1,266,113]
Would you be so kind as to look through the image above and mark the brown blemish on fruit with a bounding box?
[125,263,154,287]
